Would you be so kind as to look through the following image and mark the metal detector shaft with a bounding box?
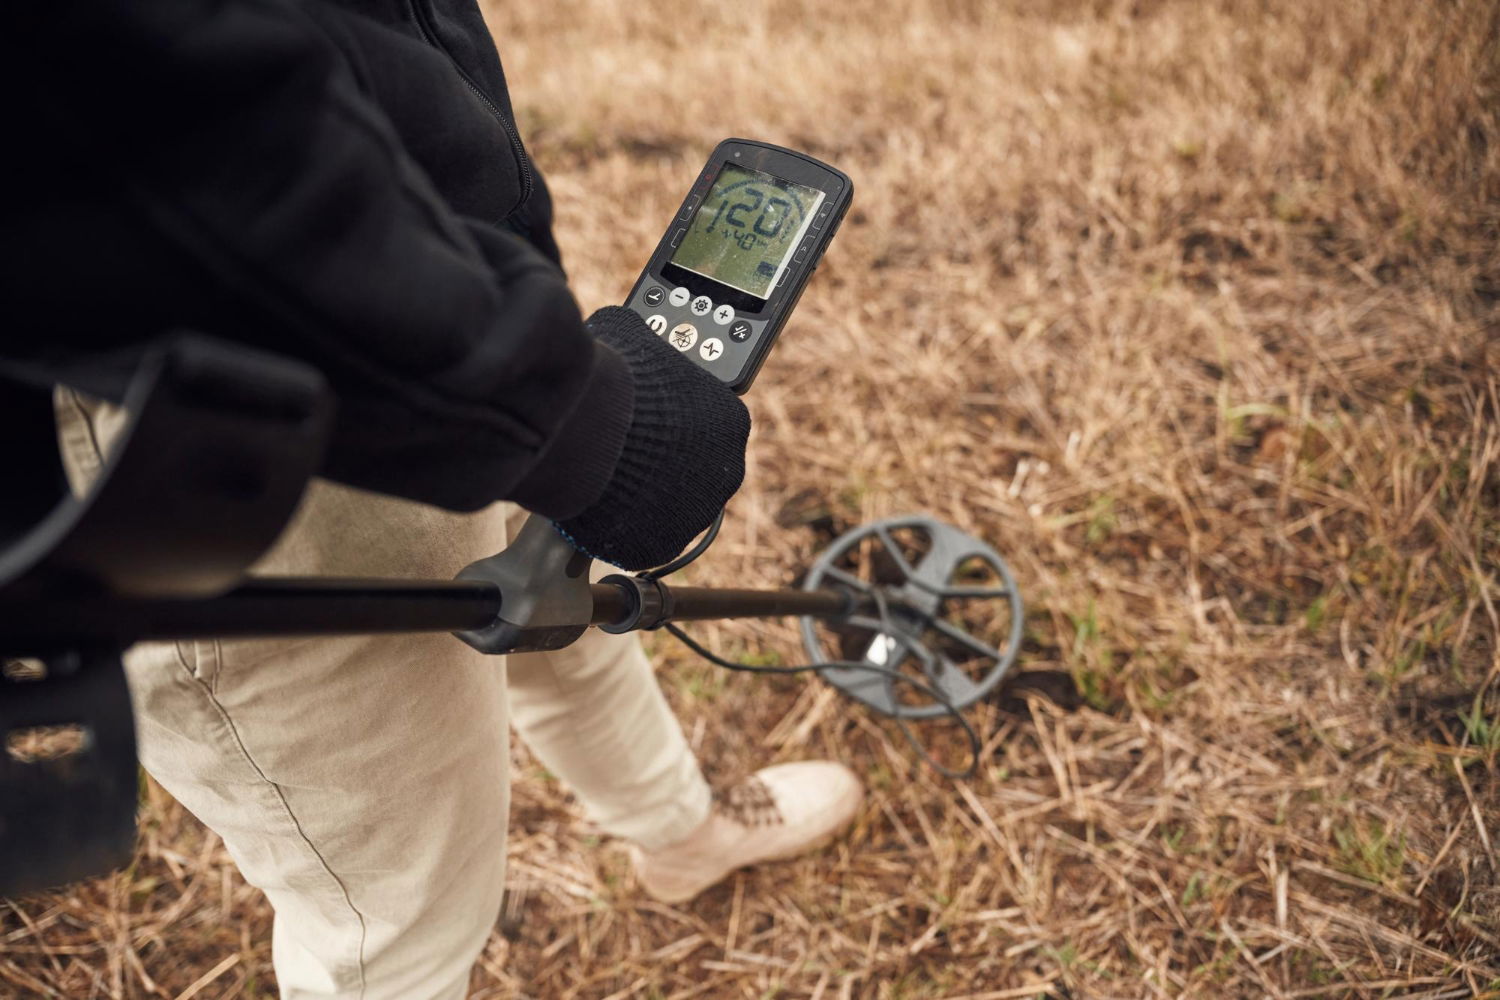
[590,580,864,630]
[0,578,863,652]
[0,578,503,652]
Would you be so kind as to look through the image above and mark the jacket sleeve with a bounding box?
[1,0,631,516]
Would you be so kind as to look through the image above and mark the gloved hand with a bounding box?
[553,306,750,570]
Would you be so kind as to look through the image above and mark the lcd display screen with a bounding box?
[670,163,825,300]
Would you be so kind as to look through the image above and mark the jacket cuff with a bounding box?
[508,342,634,520]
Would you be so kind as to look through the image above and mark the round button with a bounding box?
[699,337,724,362]
[643,286,665,307]
[713,304,735,326]
[690,294,712,317]
[668,286,691,308]
[729,319,752,342]
[645,314,667,335]
[667,322,698,352]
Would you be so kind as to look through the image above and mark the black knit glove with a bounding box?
[554,306,750,570]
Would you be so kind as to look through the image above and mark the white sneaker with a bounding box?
[631,761,864,904]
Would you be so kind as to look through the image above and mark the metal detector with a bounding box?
[0,337,1022,895]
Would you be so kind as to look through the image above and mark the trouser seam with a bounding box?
[63,395,373,996]
[188,673,370,997]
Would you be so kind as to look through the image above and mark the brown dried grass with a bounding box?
[4,0,1499,996]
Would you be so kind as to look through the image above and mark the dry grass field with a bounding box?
[4,0,1499,996]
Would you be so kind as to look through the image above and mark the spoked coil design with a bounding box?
[800,516,1023,719]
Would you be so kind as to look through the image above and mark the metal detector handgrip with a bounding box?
[453,515,595,654]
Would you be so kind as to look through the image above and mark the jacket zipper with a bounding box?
[405,0,534,208]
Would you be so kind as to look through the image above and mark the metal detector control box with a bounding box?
[625,138,852,393]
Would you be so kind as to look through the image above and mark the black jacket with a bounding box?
[1,0,631,519]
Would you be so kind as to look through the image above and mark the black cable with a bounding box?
[660,617,981,780]
[642,510,725,581]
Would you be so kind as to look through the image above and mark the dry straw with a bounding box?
[4,0,1498,996]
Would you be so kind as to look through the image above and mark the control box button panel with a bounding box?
[627,277,767,382]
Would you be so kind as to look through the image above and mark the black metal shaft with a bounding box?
[0,578,502,651]
[590,581,862,629]
[1,578,866,653]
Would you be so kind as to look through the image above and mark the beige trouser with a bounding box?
[55,389,713,999]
